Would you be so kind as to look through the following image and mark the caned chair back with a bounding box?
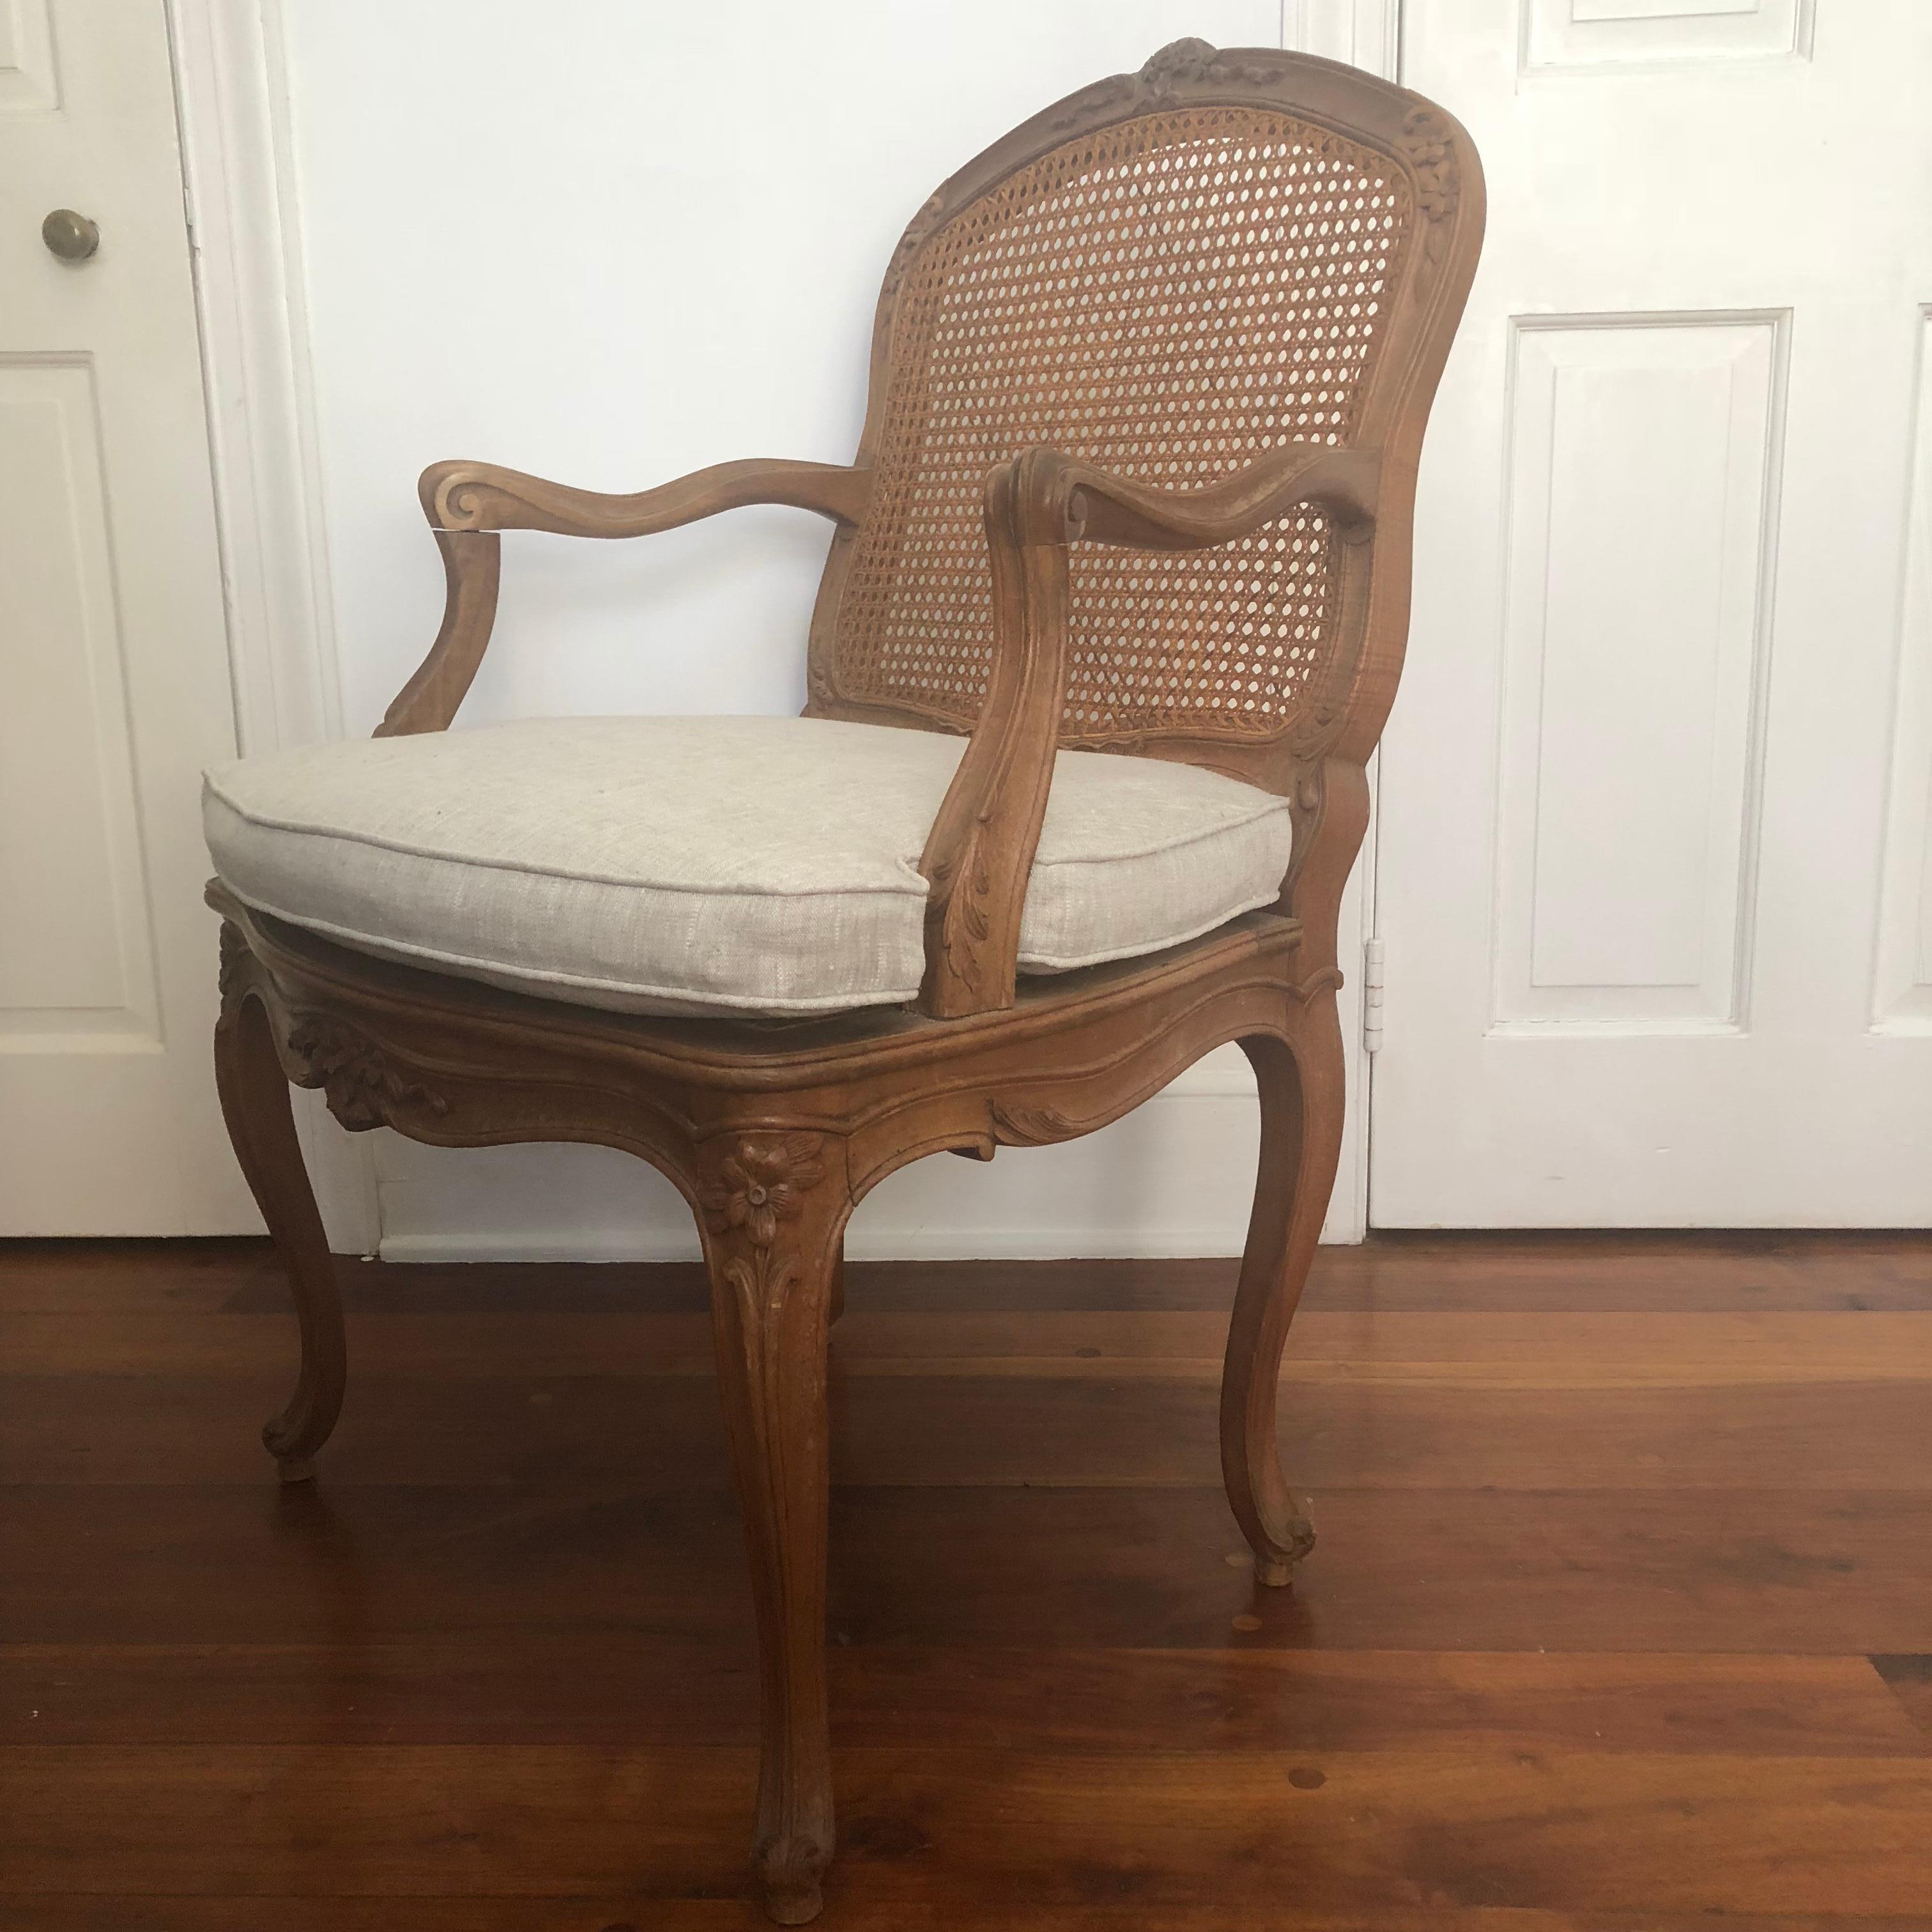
[808,40,1481,792]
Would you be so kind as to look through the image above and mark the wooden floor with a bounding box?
[1,1233,1929,1929]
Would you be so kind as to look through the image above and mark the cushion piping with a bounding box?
[203,767,1292,897]
[220,883,924,1014]
[218,875,1284,1014]
[203,776,927,903]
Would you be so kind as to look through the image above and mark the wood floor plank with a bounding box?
[1305,1234,1932,1315]
[3,1235,1925,1924]
[3,1644,1920,1756]
[8,1233,1924,1321]
[4,1745,1929,1914]
[3,1484,1929,1653]
[6,1370,1931,1492]
[12,1906,1932,1932]
[8,1307,1926,1381]
[401,1230,1930,1316]
[824,1487,1932,1655]
[0,1239,281,1316]
[1871,1656,1932,1744]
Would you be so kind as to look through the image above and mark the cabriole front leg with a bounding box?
[698,1128,850,1924]
[213,935,347,1483]
[1219,1013,1345,1584]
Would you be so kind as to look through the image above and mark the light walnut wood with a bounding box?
[211,41,1482,1922]
[699,1130,848,1922]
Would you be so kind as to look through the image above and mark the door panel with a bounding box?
[0,1,253,1231]
[1375,0,1932,1225]
[1494,314,1777,1032]
[1522,0,1811,69]
[0,359,159,1033]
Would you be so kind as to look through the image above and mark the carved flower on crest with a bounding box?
[1399,105,1459,257]
[702,1134,825,1249]
[1137,36,1216,96]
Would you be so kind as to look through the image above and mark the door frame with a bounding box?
[167,0,377,1250]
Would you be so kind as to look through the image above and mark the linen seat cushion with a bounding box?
[203,715,1295,1018]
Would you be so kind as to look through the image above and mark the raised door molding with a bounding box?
[1874,307,1932,1033]
[0,357,162,1048]
[0,0,57,112]
[1522,0,1815,71]
[1492,312,1785,1032]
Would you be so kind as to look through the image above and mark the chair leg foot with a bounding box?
[1220,1015,1345,1587]
[698,1131,846,1926]
[215,940,348,1480]
[758,1846,827,1925]
[1255,1544,1309,1589]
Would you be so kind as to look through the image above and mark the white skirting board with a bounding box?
[370,1041,1368,1261]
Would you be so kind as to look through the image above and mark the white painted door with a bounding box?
[0,1,253,1232]
[1374,0,1932,1225]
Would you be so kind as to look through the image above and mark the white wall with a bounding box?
[280,0,1365,1261]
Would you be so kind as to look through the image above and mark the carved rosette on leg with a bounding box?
[698,1131,848,1925]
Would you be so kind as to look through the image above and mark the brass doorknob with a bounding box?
[42,209,100,261]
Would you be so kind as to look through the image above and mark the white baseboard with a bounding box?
[376,1223,1270,1264]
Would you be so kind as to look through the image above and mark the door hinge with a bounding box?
[1362,935,1386,1054]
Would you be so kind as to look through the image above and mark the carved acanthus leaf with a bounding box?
[285,1014,450,1133]
[935,831,995,996]
[217,922,252,1019]
[987,1098,1089,1147]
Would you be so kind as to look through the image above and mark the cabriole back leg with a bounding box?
[1219,1014,1346,1584]
[213,933,346,1483]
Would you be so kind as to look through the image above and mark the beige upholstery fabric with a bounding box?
[203,716,1294,1018]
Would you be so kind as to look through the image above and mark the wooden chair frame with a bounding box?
[211,42,1482,1924]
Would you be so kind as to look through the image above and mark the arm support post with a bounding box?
[917,441,1381,1018]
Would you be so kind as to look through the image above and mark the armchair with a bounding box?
[205,40,1481,1923]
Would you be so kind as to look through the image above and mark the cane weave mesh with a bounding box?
[833,106,1414,742]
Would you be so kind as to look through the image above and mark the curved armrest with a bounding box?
[918,441,1379,1018]
[1017,441,1379,551]
[378,458,873,737]
[420,457,873,537]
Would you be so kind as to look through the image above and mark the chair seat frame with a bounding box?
[211,41,1481,1924]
